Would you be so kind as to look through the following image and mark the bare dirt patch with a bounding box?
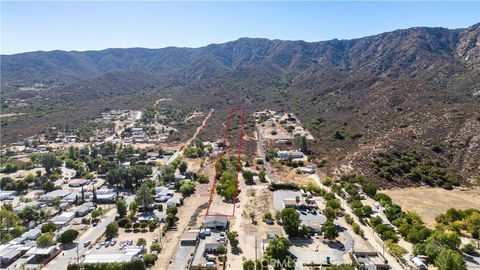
[271,165,316,186]
[382,186,480,227]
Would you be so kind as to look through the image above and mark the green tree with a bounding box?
[264,211,273,222]
[91,209,102,219]
[243,259,255,270]
[326,199,341,210]
[258,170,266,182]
[0,208,25,243]
[135,183,154,210]
[227,231,239,248]
[144,253,157,267]
[197,173,209,184]
[264,237,292,261]
[362,182,378,198]
[280,208,300,237]
[37,232,55,246]
[41,153,61,174]
[116,198,127,218]
[52,197,62,207]
[58,229,79,245]
[137,238,147,246]
[321,220,338,240]
[294,135,308,153]
[215,244,226,254]
[18,206,40,222]
[41,221,56,233]
[242,170,254,184]
[179,181,195,196]
[129,201,138,216]
[216,171,236,200]
[105,221,119,239]
[323,206,337,220]
[435,248,466,270]
[466,212,480,239]
[150,243,161,252]
[462,242,477,255]
[23,174,36,183]
[178,161,188,174]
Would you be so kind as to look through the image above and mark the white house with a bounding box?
[52,212,76,226]
[204,215,228,230]
[39,190,71,202]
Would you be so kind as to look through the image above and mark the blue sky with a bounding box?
[1,1,479,55]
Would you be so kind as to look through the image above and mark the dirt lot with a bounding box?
[382,186,480,227]
[271,165,317,186]
[228,184,283,270]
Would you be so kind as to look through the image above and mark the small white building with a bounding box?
[39,190,70,202]
[68,179,91,188]
[299,166,315,174]
[166,197,181,207]
[0,191,17,201]
[22,228,42,240]
[52,212,76,226]
[278,151,304,160]
[204,215,228,230]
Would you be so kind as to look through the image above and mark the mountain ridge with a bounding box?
[2,23,479,88]
[1,23,479,186]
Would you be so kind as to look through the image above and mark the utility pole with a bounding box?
[255,236,258,270]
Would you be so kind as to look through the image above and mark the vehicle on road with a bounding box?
[84,240,91,247]
[203,262,216,268]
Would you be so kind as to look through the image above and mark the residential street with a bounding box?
[310,176,406,270]
[44,195,134,270]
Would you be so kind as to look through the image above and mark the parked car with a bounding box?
[111,239,117,246]
[84,240,91,247]
[105,241,111,247]
[96,244,101,249]
[203,262,216,269]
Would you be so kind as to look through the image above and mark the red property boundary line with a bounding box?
[205,107,245,217]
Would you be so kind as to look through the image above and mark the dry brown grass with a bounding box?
[382,186,480,227]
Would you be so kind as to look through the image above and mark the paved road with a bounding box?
[44,195,135,270]
[311,178,406,270]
